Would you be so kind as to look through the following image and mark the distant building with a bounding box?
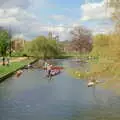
[48,32,59,42]
[60,40,73,53]
[53,35,59,42]
[48,32,53,40]
[63,43,73,53]
[12,39,25,51]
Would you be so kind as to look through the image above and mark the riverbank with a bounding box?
[0,57,37,82]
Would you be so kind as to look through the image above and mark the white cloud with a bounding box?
[0,7,37,23]
[0,7,40,39]
[51,15,66,21]
[0,0,69,41]
[0,0,30,9]
[80,0,114,21]
[13,33,25,39]
[0,0,115,41]
[0,0,74,41]
[92,22,114,35]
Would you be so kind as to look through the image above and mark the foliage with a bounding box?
[0,29,11,57]
[70,32,120,90]
[11,51,25,57]
[90,34,110,58]
[24,36,62,59]
[23,41,32,56]
[90,33,120,60]
[89,33,120,76]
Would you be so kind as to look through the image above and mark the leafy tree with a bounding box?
[24,41,32,57]
[0,28,11,65]
[90,34,110,58]
[47,39,59,57]
[26,36,61,59]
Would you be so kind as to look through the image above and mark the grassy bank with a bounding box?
[0,58,35,78]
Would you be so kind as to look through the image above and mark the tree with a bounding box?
[0,28,11,65]
[47,39,60,58]
[27,36,61,59]
[24,41,32,56]
[90,34,110,58]
[70,26,93,54]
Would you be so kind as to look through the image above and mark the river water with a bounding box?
[0,60,120,120]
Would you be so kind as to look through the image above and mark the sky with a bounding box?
[0,0,114,41]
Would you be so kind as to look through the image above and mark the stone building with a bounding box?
[11,39,25,51]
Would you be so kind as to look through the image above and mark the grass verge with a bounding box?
[0,58,35,78]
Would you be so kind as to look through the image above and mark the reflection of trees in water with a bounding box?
[69,60,90,74]
[92,85,100,105]
[92,85,115,113]
[48,59,63,66]
[69,89,118,120]
[92,85,106,107]
[79,86,119,120]
[70,59,88,68]
[70,107,119,120]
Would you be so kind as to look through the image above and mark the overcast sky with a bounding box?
[0,0,114,41]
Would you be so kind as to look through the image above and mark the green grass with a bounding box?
[0,58,35,78]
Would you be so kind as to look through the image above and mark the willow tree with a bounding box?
[24,41,33,57]
[29,36,61,60]
[47,39,61,58]
[90,34,110,58]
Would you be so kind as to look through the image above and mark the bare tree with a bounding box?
[70,26,93,53]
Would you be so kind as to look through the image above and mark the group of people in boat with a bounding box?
[44,61,61,79]
[15,61,61,78]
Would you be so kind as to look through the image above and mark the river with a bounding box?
[0,59,120,120]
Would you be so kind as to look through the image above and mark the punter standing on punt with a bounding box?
[47,64,52,79]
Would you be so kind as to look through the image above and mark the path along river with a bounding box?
[0,59,120,120]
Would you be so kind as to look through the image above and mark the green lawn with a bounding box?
[0,58,35,78]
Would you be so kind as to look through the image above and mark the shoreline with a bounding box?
[0,58,38,83]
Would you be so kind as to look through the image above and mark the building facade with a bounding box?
[12,39,25,51]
